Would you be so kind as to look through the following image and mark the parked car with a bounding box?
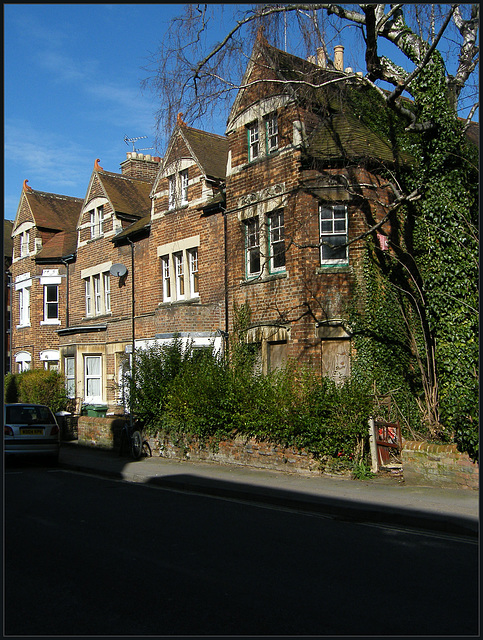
[4,403,60,463]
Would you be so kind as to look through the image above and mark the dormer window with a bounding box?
[168,175,176,210]
[20,231,30,257]
[265,113,278,153]
[247,122,260,161]
[90,206,104,238]
[180,169,189,205]
[167,170,189,210]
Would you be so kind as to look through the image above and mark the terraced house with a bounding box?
[9,37,418,412]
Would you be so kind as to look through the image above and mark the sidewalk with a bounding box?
[59,441,478,538]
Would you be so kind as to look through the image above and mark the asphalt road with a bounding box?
[5,461,479,636]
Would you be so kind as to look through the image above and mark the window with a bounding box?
[247,122,260,161]
[319,204,348,264]
[157,236,200,303]
[93,274,102,315]
[188,248,199,297]
[168,175,176,209]
[90,206,104,238]
[65,357,75,398]
[85,278,92,316]
[84,271,111,316]
[15,351,31,373]
[265,113,278,153]
[103,272,111,312]
[245,217,261,277]
[20,231,30,257]
[174,252,185,299]
[161,256,171,302]
[84,355,102,402]
[43,284,59,322]
[269,210,285,272]
[180,169,189,205]
[18,286,30,326]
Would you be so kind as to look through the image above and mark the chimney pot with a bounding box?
[334,45,344,71]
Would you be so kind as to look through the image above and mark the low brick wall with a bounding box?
[151,430,321,475]
[77,415,127,450]
[402,441,478,490]
[74,418,479,488]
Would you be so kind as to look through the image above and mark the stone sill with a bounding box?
[241,272,288,286]
[316,265,352,275]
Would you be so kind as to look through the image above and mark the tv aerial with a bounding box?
[123,135,154,153]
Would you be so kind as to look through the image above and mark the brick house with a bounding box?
[224,37,401,379]
[57,156,160,413]
[8,37,423,412]
[4,219,13,373]
[142,119,228,355]
[9,182,83,374]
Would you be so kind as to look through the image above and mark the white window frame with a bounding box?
[83,269,111,317]
[84,355,102,403]
[161,256,171,302]
[85,278,92,316]
[319,204,349,265]
[65,356,75,398]
[90,206,104,238]
[174,252,185,299]
[265,112,279,154]
[103,272,111,313]
[188,248,199,298]
[43,284,59,322]
[269,210,285,273]
[168,175,176,210]
[18,285,31,327]
[245,217,261,277]
[247,121,260,161]
[15,351,31,373]
[20,231,30,257]
[180,169,189,205]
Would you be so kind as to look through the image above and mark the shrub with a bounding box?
[15,369,68,414]
[4,373,19,403]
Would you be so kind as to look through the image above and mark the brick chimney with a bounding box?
[120,152,161,182]
[334,45,344,71]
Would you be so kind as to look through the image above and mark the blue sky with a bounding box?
[4,4,478,222]
[4,4,206,221]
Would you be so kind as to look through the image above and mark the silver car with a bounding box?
[4,404,60,462]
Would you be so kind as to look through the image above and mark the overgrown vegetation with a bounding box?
[4,370,69,414]
[128,317,374,472]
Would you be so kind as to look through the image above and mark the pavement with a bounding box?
[59,441,479,539]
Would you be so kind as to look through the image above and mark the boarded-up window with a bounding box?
[321,340,351,384]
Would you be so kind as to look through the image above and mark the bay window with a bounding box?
[84,355,102,403]
[269,210,285,272]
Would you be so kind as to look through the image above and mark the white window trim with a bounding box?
[84,355,103,403]
[265,112,279,154]
[15,276,32,328]
[90,205,104,238]
[161,256,171,302]
[245,217,261,278]
[319,204,349,265]
[157,236,201,303]
[65,356,75,399]
[81,262,113,317]
[42,283,60,324]
[15,351,31,373]
[180,169,189,205]
[188,248,199,298]
[247,121,260,161]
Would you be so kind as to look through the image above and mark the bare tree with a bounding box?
[143,4,479,446]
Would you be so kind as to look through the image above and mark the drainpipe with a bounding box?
[126,238,135,429]
[223,205,229,360]
[60,254,75,329]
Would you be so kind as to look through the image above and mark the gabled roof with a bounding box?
[93,170,152,218]
[111,215,151,244]
[154,125,228,194]
[181,127,228,180]
[15,190,83,233]
[36,231,78,261]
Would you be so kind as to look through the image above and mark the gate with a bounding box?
[375,421,401,467]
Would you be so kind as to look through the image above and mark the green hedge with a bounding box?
[4,370,68,414]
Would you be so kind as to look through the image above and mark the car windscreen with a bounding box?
[6,406,56,425]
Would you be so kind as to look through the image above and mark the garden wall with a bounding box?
[402,440,478,490]
[75,417,479,488]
